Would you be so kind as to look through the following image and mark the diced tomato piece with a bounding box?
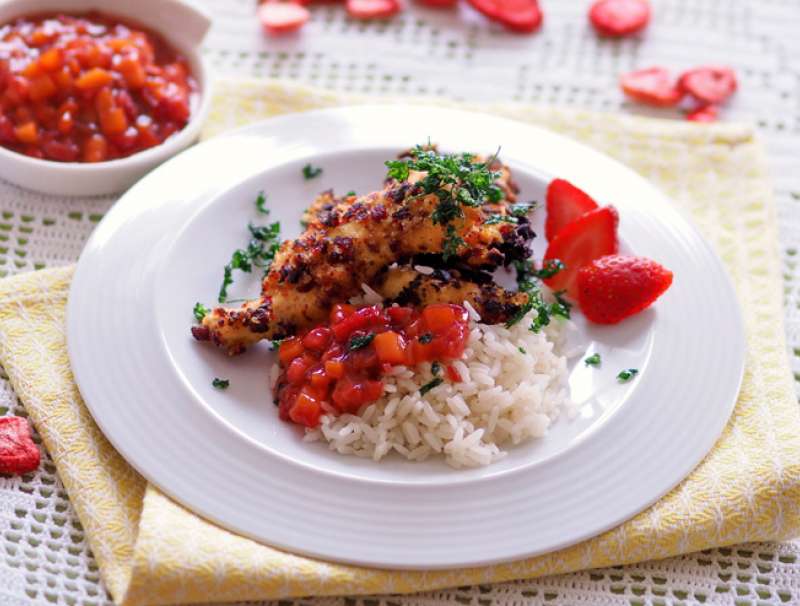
[278,337,305,365]
[446,365,462,382]
[417,0,457,7]
[53,67,74,90]
[302,326,333,351]
[258,2,311,34]
[286,356,310,385]
[0,115,15,143]
[75,67,114,90]
[362,379,383,402]
[422,304,457,332]
[288,391,322,428]
[42,138,79,162]
[330,303,356,325]
[373,331,407,364]
[331,305,381,340]
[14,121,38,144]
[545,178,599,241]
[324,359,345,379]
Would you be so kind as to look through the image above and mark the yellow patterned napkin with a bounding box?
[0,79,798,606]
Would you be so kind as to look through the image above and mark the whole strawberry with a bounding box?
[577,255,673,324]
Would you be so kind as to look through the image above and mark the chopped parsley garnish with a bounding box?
[419,332,433,344]
[420,377,443,396]
[507,259,572,333]
[255,191,268,214]
[431,361,442,375]
[510,201,537,217]
[348,332,375,351]
[193,302,209,323]
[534,259,565,279]
[302,164,323,179]
[270,339,282,351]
[212,378,230,389]
[617,368,639,383]
[518,346,527,355]
[385,145,504,262]
[442,225,465,262]
[345,190,356,197]
[218,193,282,303]
[584,353,602,367]
[484,214,518,225]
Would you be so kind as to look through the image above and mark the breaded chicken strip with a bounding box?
[193,156,533,354]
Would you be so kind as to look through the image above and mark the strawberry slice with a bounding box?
[577,255,673,324]
[678,66,737,105]
[0,416,40,475]
[545,178,599,241]
[347,0,401,18]
[258,2,310,34]
[686,105,719,123]
[589,0,650,37]
[467,0,543,33]
[620,67,682,107]
[543,205,619,301]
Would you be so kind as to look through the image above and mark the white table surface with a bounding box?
[1,1,799,605]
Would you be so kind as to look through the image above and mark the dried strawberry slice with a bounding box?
[0,417,40,475]
[347,0,402,19]
[589,0,650,36]
[678,66,737,105]
[620,66,682,107]
[686,105,719,123]
[467,0,543,33]
[258,2,310,33]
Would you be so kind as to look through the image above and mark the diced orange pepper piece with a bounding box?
[324,359,345,379]
[28,75,57,102]
[373,331,408,365]
[75,68,114,90]
[278,337,305,365]
[94,87,114,113]
[422,304,457,332]
[38,48,63,72]
[82,134,108,162]
[117,56,146,88]
[14,122,38,145]
[100,107,128,136]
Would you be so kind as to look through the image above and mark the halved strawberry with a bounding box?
[577,255,673,324]
[543,205,619,300]
[545,178,599,241]
[686,105,719,123]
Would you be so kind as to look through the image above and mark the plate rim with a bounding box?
[67,104,746,569]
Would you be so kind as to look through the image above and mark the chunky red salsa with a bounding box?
[276,303,470,428]
[0,12,196,162]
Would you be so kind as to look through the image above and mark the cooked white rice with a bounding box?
[289,302,573,469]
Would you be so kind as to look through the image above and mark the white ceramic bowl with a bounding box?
[0,0,212,196]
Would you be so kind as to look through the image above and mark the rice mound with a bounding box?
[298,307,572,468]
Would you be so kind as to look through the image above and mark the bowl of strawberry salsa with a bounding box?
[0,0,211,195]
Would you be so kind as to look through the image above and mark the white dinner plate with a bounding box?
[67,106,744,569]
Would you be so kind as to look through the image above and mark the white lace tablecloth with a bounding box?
[1,1,799,605]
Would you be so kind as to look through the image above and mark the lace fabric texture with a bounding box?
[1,1,799,605]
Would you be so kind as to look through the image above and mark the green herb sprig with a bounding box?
[420,377,443,396]
[348,333,375,351]
[617,368,639,383]
[584,353,602,367]
[506,260,571,333]
[385,145,504,261]
[193,302,209,323]
[212,378,230,389]
[302,164,323,179]
[218,193,282,303]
